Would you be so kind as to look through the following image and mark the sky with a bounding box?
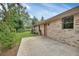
[22,3,79,20]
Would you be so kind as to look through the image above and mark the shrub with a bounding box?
[0,22,15,51]
[0,32,15,51]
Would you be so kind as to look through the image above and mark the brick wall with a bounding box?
[34,13,79,47]
[40,25,44,36]
[46,14,79,47]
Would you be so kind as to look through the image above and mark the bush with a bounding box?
[0,32,15,51]
[0,22,15,51]
[16,28,25,32]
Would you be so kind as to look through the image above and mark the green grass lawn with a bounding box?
[12,31,34,45]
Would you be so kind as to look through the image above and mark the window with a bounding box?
[62,15,74,29]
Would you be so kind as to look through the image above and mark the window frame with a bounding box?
[62,15,74,29]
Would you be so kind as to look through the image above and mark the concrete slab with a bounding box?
[17,36,79,56]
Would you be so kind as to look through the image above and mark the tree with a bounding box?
[0,3,31,51]
[41,16,44,21]
[0,3,29,32]
[32,16,38,25]
[0,3,22,21]
[31,16,38,34]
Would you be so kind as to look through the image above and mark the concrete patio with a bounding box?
[17,36,79,56]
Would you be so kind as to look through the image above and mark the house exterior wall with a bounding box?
[33,10,79,47]
[40,24,44,36]
[46,13,79,47]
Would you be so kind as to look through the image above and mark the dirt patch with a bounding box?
[0,45,19,56]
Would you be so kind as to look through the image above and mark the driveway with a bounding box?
[17,36,79,56]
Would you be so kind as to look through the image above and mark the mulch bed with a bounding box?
[0,45,19,56]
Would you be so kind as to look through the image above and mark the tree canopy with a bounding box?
[0,3,33,50]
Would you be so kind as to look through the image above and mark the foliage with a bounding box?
[31,16,39,34]
[0,3,33,51]
[32,16,38,25]
[0,32,15,50]
[41,16,44,21]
